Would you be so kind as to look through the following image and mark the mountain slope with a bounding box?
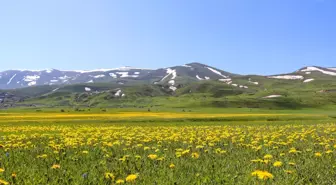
[0,62,236,90]
[0,63,335,109]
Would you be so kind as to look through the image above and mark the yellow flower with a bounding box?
[262,160,270,164]
[315,152,322,157]
[51,164,61,169]
[116,179,125,184]
[289,148,300,154]
[273,161,282,167]
[192,152,200,159]
[125,174,137,182]
[148,154,158,160]
[251,170,274,180]
[263,154,273,159]
[182,149,190,155]
[37,154,48,158]
[82,151,89,154]
[0,168,4,173]
[251,159,263,163]
[326,150,333,154]
[104,172,115,180]
[0,179,9,185]
[11,173,17,178]
[284,170,293,174]
[288,162,296,166]
[157,157,165,161]
[169,163,175,169]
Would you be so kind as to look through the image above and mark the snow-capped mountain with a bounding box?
[0,63,234,89]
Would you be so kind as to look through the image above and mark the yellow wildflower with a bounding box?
[148,154,158,160]
[251,170,274,180]
[326,150,333,154]
[169,163,175,169]
[104,172,115,180]
[273,161,282,167]
[0,179,9,185]
[51,164,61,169]
[37,154,48,158]
[263,154,273,159]
[125,174,137,182]
[192,152,200,159]
[288,162,296,166]
[284,170,293,174]
[315,152,322,157]
[116,179,125,184]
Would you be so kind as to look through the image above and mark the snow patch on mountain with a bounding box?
[7,74,17,85]
[59,75,70,80]
[248,78,259,85]
[169,86,177,91]
[301,67,336,76]
[52,88,59,92]
[196,75,203,80]
[161,68,177,82]
[183,64,192,68]
[109,73,117,78]
[24,75,40,82]
[206,67,228,78]
[23,75,40,86]
[219,79,231,82]
[28,81,37,86]
[85,87,91,92]
[268,75,304,80]
[87,80,93,83]
[115,89,122,96]
[168,80,175,85]
[116,72,139,78]
[328,68,336,71]
[93,74,105,78]
[45,69,53,73]
[303,78,314,83]
[263,95,282,98]
[70,66,149,73]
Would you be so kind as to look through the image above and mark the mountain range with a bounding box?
[0,62,335,109]
[1,62,335,90]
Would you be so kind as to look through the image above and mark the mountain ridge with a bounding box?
[0,62,334,90]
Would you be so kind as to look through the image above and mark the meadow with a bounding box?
[0,109,336,184]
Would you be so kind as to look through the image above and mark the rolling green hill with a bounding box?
[0,64,335,110]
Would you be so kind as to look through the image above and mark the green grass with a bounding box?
[0,111,335,184]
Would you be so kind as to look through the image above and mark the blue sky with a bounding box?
[0,0,335,75]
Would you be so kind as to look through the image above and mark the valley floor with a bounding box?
[0,108,335,184]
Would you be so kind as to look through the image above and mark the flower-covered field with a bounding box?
[0,112,335,184]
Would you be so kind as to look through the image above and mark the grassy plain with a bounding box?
[0,108,335,184]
